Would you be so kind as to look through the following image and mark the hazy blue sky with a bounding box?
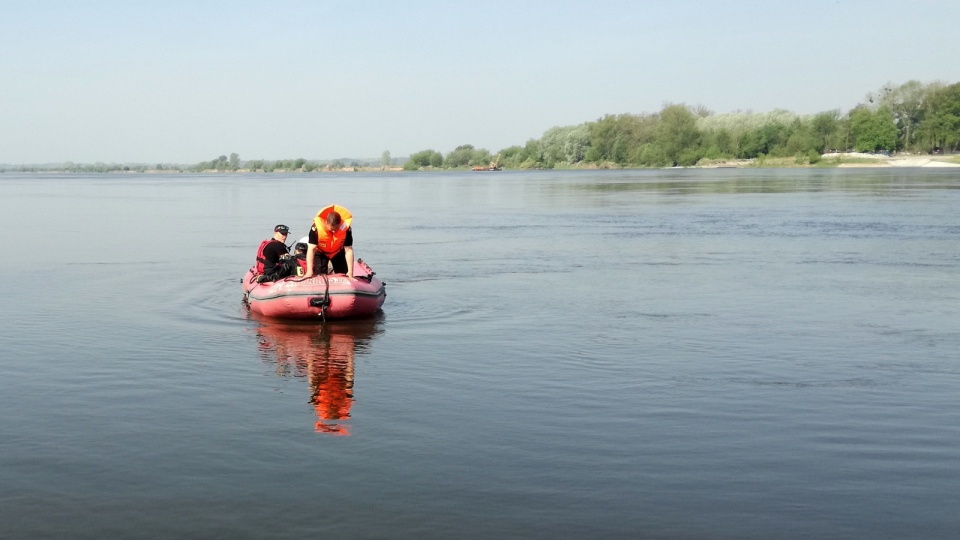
[2,0,958,164]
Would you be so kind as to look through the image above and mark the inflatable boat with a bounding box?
[242,259,386,320]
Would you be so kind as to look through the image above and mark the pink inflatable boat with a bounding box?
[242,259,386,320]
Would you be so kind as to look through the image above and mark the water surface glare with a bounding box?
[1,169,958,539]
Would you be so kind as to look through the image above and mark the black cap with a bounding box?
[274,224,290,234]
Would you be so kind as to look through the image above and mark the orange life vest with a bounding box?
[312,205,353,257]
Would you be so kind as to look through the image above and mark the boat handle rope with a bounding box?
[319,274,329,322]
[305,274,332,322]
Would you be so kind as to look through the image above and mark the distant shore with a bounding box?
[4,154,959,174]
[231,154,960,171]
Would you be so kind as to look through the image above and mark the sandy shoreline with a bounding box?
[822,152,960,168]
[700,153,960,169]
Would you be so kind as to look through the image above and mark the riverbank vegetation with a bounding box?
[4,80,957,173]
[405,80,960,170]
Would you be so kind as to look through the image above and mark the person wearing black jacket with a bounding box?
[256,224,294,282]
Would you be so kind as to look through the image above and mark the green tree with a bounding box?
[538,125,591,165]
[701,128,734,159]
[564,125,590,164]
[229,153,240,170]
[874,80,938,151]
[404,149,444,169]
[498,140,543,169]
[850,105,897,152]
[498,145,523,168]
[657,104,701,165]
[539,127,568,166]
[585,113,657,164]
[635,143,669,167]
[738,121,789,158]
[381,150,391,168]
[782,118,817,156]
[698,109,798,158]
[520,139,544,168]
[445,144,476,168]
[811,110,841,152]
[470,149,493,167]
[918,83,960,151]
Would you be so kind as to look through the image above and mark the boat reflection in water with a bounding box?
[253,315,384,435]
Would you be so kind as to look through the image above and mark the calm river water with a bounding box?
[1,169,958,539]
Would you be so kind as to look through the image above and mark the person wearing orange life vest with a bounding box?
[305,205,354,279]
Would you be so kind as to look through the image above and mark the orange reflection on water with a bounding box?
[254,316,383,435]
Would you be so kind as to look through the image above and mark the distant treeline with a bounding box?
[5,80,958,173]
[405,80,960,169]
[190,152,392,172]
[1,153,393,174]
[0,162,172,173]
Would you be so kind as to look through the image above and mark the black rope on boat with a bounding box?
[243,268,259,304]
[320,274,329,323]
[308,275,331,322]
